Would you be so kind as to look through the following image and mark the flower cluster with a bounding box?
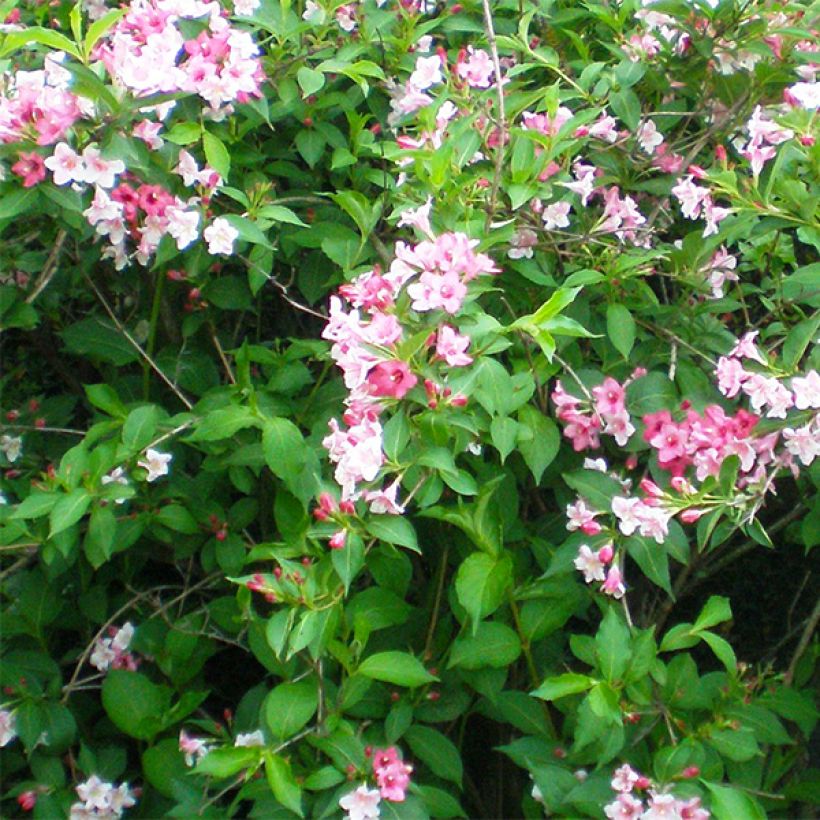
[671,172,731,238]
[553,373,643,452]
[95,0,263,115]
[338,746,413,818]
[322,231,495,504]
[604,764,708,819]
[90,623,139,672]
[69,775,137,820]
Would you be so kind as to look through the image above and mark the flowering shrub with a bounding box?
[0,0,818,817]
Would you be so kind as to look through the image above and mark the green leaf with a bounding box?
[142,739,189,798]
[699,631,737,674]
[627,372,677,416]
[62,318,139,366]
[366,515,419,552]
[708,727,759,762]
[454,552,512,624]
[625,535,672,596]
[257,204,308,226]
[296,66,325,97]
[195,746,259,778]
[262,417,307,481]
[49,489,91,538]
[10,492,61,520]
[165,122,202,145]
[264,681,318,740]
[84,505,117,569]
[490,416,518,463]
[531,673,594,701]
[563,469,624,511]
[693,596,732,632]
[448,622,521,670]
[155,504,199,534]
[607,303,636,358]
[222,214,273,249]
[703,782,767,820]
[202,130,231,181]
[405,725,463,786]
[516,406,559,483]
[189,406,258,441]
[295,129,326,168]
[358,652,437,688]
[610,88,641,130]
[122,405,159,451]
[595,608,631,683]
[332,532,364,592]
[264,752,304,816]
[83,8,125,58]
[102,671,170,740]
[85,384,128,418]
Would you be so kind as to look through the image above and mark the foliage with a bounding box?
[0,0,818,817]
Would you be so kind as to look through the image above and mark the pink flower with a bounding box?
[397,197,433,237]
[730,331,767,365]
[574,544,606,583]
[542,201,571,230]
[204,217,238,255]
[783,421,820,466]
[592,377,626,417]
[179,730,211,766]
[409,55,443,91]
[508,228,538,259]
[792,370,820,410]
[589,114,618,142]
[339,784,381,819]
[375,760,412,802]
[601,565,626,599]
[44,142,84,186]
[566,498,601,532]
[407,270,467,314]
[363,480,405,515]
[456,47,494,88]
[671,176,708,220]
[81,146,125,189]
[637,120,664,154]
[12,152,46,187]
[702,246,738,298]
[611,764,640,793]
[649,422,687,463]
[367,360,418,399]
[604,793,644,819]
[436,325,472,366]
[134,119,164,149]
[329,530,347,550]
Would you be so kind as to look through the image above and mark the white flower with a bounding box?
[302,0,324,22]
[80,146,125,189]
[235,730,266,747]
[111,623,134,654]
[0,709,17,746]
[137,448,172,482]
[788,81,820,110]
[792,370,820,410]
[542,201,571,230]
[234,0,259,14]
[44,142,84,186]
[573,544,606,583]
[637,120,664,155]
[90,639,117,672]
[101,466,130,504]
[166,205,201,250]
[203,217,239,255]
[76,775,114,812]
[0,435,22,463]
[179,730,211,766]
[339,784,381,820]
[409,55,443,91]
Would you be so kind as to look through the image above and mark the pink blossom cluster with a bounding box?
[671,172,731,237]
[605,764,709,819]
[698,246,738,299]
[625,9,691,62]
[0,63,83,146]
[371,746,412,802]
[90,623,139,672]
[84,178,202,268]
[322,231,494,505]
[69,774,137,820]
[94,0,263,115]
[739,106,794,178]
[573,541,624,599]
[553,374,642,452]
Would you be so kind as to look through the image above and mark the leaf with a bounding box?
[221,214,273,249]
[189,406,258,441]
[610,88,641,130]
[627,372,677,416]
[49,489,91,538]
[262,417,307,481]
[699,631,737,674]
[516,406,559,482]
[490,416,518,463]
[85,384,127,418]
[606,303,636,359]
[62,318,139,366]
[264,681,318,740]
[405,725,463,786]
[454,552,512,624]
[265,752,304,816]
[625,535,672,596]
[257,204,308,226]
[102,671,170,740]
[708,727,759,762]
[693,596,732,632]
[531,673,594,701]
[563,469,624,511]
[10,492,61,520]
[83,8,125,58]
[448,622,521,670]
[296,66,325,97]
[595,608,631,683]
[366,516,419,553]
[122,405,159,451]
[295,129,326,168]
[202,130,231,181]
[84,505,117,569]
[332,532,364,592]
[703,782,767,820]
[358,652,437,688]
[195,746,260,778]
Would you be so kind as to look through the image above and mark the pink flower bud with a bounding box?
[318,492,337,513]
[679,508,706,524]
[339,500,356,515]
[17,791,36,811]
[625,455,638,470]
[688,164,708,179]
[715,145,727,163]
[581,520,603,535]
[450,394,468,407]
[640,478,664,497]
[681,766,700,779]
[597,544,614,563]
[800,135,816,146]
[329,530,347,550]
[634,776,651,790]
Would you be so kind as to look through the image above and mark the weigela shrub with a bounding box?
[0,0,817,817]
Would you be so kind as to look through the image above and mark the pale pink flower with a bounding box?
[637,120,664,154]
[335,4,356,32]
[643,791,684,819]
[339,784,381,820]
[716,356,750,398]
[574,544,606,583]
[396,198,433,237]
[611,764,640,793]
[787,81,820,109]
[508,228,538,259]
[542,201,571,230]
[791,371,820,410]
[407,270,467,314]
[234,0,259,15]
[165,205,200,250]
[133,119,164,149]
[742,142,777,178]
[375,760,412,802]
[671,175,709,219]
[179,730,210,766]
[364,480,405,515]
[561,160,598,205]
[566,498,600,532]
[436,325,472,366]
[604,793,644,819]
[138,448,172,482]
[44,142,84,186]
[203,217,238,255]
[409,55,443,91]
[702,246,738,298]
[783,421,820,466]
[81,146,125,189]
[589,114,618,142]
[456,47,494,88]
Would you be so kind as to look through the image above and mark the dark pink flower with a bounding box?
[367,361,418,399]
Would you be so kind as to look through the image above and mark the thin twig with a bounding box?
[481,0,506,233]
[209,325,237,385]
[1,424,86,436]
[25,230,67,304]
[785,596,820,687]
[84,274,194,410]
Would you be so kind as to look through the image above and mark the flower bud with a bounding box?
[597,544,614,564]
[679,508,706,524]
[329,530,347,550]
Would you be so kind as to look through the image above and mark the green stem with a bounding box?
[143,270,166,401]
